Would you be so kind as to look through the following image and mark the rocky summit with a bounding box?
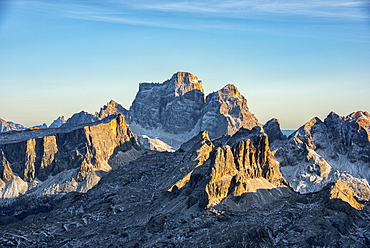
[128,72,261,149]
[0,72,369,247]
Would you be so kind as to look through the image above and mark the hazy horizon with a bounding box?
[1,0,369,130]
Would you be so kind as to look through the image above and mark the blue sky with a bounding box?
[0,0,369,129]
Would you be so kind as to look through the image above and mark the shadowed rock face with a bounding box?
[49,116,66,128]
[170,128,286,208]
[0,114,140,198]
[129,72,205,134]
[1,125,367,248]
[274,111,370,205]
[128,72,261,149]
[263,118,287,149]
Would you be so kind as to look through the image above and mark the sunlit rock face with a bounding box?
[95,100,128,120]
[201,84,261,139]
[275,111,370,204]
[0,114,140,198]
[0,118,25,133]
[169,128,286,208]
[128,72,261,149]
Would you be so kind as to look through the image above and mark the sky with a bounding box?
[0,0,369,130]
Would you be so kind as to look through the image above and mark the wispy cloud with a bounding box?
[9,0,370,41]
[128,0,370,20]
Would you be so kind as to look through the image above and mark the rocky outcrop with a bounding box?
[0,118,25,132]
[170,128,286,208]
[60,100,127,129]
[62,111,98,128]
[330,180,364,210]
[200,84,261,139]
[263,118,287,150]
[0,114,140,198]
[95,100,128,120]
[129,72,205,135]
[275,111,370,202]
[128,72,261,149]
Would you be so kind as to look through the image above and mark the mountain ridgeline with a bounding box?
[0,72,369,247]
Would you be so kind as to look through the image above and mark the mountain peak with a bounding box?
[97,100,127,120]
[346,111,370,121]
[167,71,204,95]
[219,84,240,96]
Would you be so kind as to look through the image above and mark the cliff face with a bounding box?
[170,128,286,208]
[128,72,261,149]
[201,84,261,139]
[0,114,140,198]
[129,72,205,134]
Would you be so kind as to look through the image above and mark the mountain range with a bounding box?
[0,72,369,247]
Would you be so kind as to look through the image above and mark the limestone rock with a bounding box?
[201,84,261,139]
[275,111,370,201]
[172,127,286,208]
[128,72,261,149]
[263,118,287,150]
[330,180,364,210]
[0,114,141,198]
[129,72,205,135]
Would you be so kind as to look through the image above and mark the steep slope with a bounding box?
[172,127,287,208]
[128,72,261,149]
[128,72,205,149]
[0,127,368,247]
[263,118,287,150]
[0,118,25,132]
[0,114,141,198]
[275,111,370,205]
[200,84,261,139]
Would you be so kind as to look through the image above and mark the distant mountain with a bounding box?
[274,111,370,208]
[0,118,25,132]
[62,111,98,128]
[61,100,128,128]
[0,116,368,247]
[49,116,66,128]
[0,71,369,247]
[128,72,261,149]
[32,123,47,129]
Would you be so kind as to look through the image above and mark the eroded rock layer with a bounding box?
[0,114,140,198]
[170,128,286,208]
